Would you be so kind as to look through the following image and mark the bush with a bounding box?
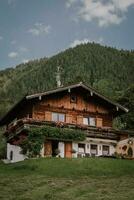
[20,129,45,158]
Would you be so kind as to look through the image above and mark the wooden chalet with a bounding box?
[0,82,131,162]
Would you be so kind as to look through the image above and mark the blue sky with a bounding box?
[0,0,134,69]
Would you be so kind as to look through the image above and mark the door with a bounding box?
[44,141,52,156]
[65,142,72,158]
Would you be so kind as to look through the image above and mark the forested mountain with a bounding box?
[0,42,134,129]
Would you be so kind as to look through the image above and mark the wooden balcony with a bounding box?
[4,117,128,142]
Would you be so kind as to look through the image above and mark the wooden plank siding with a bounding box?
[32,90,113,128]
[64,142,72,158]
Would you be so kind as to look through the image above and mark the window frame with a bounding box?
[10,150,13,161]
[83,116,96,126]
[102,145,110,155]
[70,95,77,103]
[78,143,85,154]
[52,112,65,122]
[90,144,98,155]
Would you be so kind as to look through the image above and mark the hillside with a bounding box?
[0,43,134,129]
[0,158,134,200]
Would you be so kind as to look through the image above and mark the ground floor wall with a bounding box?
[75,138,116,157]
[7,137,117,163]
[43,137,117,158]
[7,143,26,163]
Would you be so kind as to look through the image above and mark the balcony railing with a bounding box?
[5,117,124,141]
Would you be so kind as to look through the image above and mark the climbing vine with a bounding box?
[19,126,86,157]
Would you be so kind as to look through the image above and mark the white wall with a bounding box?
[97,144,102,156]
[7,137,117,162]
[110,145,115,155]
[72,143,78,158]
[78,137,117,157]
[85,143,90,154]
[85,143,115,156]
[40,144,44,157]
[58,142,64,158]
[7,143,26,163]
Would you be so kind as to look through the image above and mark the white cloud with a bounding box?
[112,0,134,12]
[66,0,77,8]
[70,38,91,48]
[0,36,3,40]
[19,47,28,53]
[8,46,28,59]
[8,52,18,58]
[22,59,29,64]
[70,37,104,48]
[67,0,134,26]
[28,23,51,36]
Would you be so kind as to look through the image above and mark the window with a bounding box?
[102,145,109,155]
[10,151,13,160]
[90,144,98,156]
[83,117,88,125]
[52,112,65,122]
[70,95,77,103]
[90,117,96,126]
[83,117,96,126]
[78,143,85,153]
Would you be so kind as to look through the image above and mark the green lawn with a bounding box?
[0,158,134,200]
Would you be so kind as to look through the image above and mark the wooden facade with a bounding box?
[0,82,130,162]
[31,89,113,128]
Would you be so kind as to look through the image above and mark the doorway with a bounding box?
[65,142,72,158]
[44,141,52,156]
[52,140,59,157]
[44,140,60,157]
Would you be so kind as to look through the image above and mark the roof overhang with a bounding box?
[26,82,128,113]
[0,82,128,126]
[0,97,27,126]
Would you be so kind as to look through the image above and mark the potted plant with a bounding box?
[71,149,77,158]
[54,149,60,157]
[71,149,76,154]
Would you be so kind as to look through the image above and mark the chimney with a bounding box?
[56,66,62,87]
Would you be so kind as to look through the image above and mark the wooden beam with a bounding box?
[116,106,119,111]
[90,91,93,96]
[39,96,42,100]
[68,88,71,93]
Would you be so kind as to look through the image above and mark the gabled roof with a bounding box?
[26,82,128,113]
[0,82,128,126]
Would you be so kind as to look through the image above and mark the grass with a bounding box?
[0,158,134,199]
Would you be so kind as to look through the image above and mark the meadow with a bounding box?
[0,158,134,200]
